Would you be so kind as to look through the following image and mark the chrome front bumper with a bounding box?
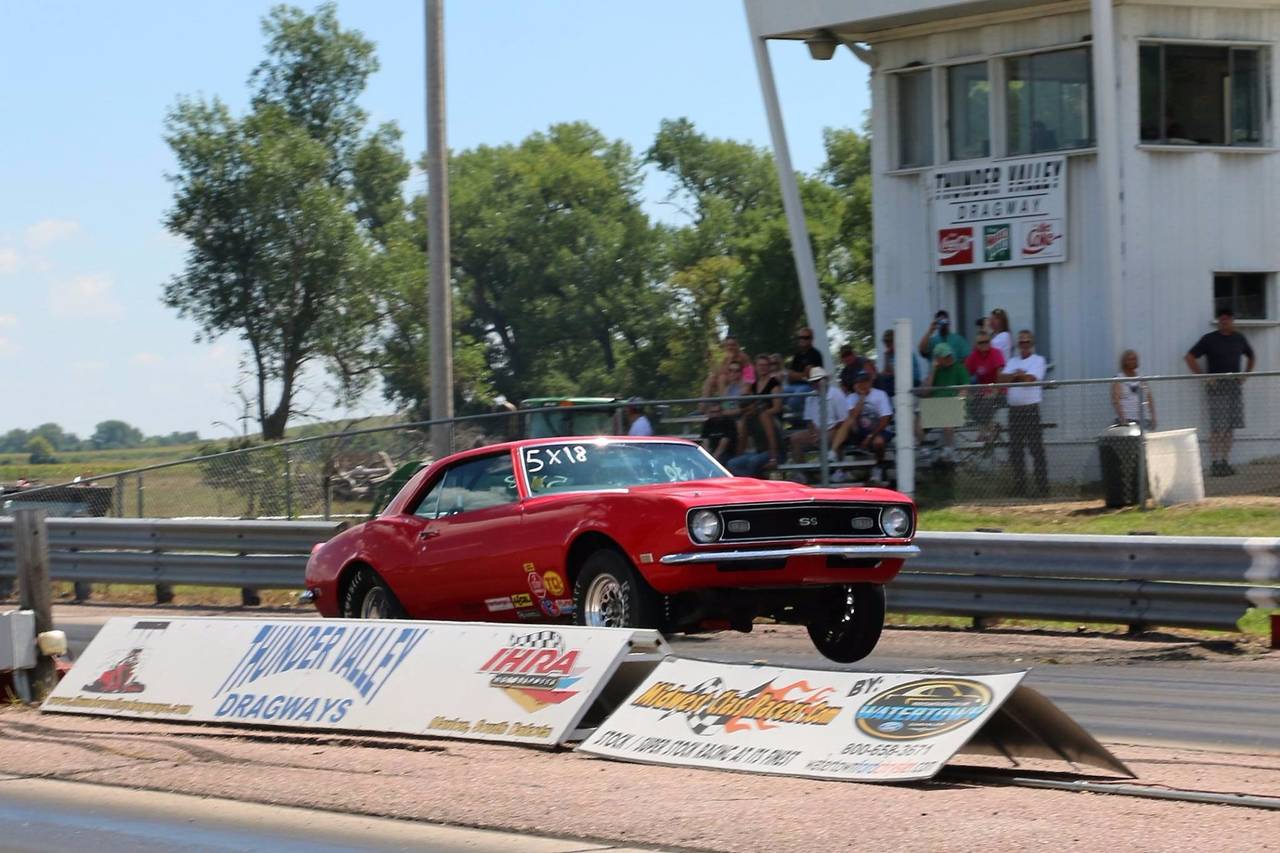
[659,544,920,565]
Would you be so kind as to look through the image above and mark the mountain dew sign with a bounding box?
[933,156,1066,271]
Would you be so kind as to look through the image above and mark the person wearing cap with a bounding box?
[624,397,654,436]
[921,341,971,462]
[837,344,868,392]
[828,370,894,484]
[787,366,849,465]
[917,309,970,363]
[1186,307,1255,477]
[999,330,1049,497]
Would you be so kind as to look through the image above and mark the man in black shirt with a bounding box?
[785,327,824,417]
[1186,307,1256,476]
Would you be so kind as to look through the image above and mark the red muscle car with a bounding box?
[304,437,918,662]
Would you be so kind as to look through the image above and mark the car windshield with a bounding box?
[520,441,728,495]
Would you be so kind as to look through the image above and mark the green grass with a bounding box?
[920,503,1280,537]
[918,501,1279,637]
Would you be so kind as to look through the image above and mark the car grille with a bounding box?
[710,502,887,542]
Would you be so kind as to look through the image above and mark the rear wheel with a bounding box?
[573,549,661,629]
[806,583,885,663]
[341,567,406,620]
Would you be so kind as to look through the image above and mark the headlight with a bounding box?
[881,506,912,538]
[690,510,723,543]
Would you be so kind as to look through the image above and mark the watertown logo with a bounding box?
[211,623,427,725]
[855,678,993,741]
[937,228,974,266]
[478,630,584,713]
[631,676,841,736]
[1021,220,1062,257]
[983,224,1011,263]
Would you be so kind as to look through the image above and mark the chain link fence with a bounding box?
[2,371,1277,519]
[908,370,1280,506]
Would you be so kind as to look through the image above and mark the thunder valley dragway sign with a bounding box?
[933,155,1066,272]
[578,658,1129,783]
[43,617,668,746]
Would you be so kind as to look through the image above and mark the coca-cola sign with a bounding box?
[931,156,1066,271]
[937,227,974,266]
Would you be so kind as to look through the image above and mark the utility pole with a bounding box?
[14,508,56,699]
[426,0,454,460]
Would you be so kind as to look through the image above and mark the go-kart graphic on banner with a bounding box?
[43,617,668,746]
[578,658,1130,783]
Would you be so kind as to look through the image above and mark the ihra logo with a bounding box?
[856,678,993,741]
[937,228,974,266]
[479,630,584,713]
[983,224,1011,263]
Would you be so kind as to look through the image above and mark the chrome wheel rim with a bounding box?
[584,574,628,628]
[361,587,389,619]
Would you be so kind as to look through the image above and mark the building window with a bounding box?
[1140,44,1265,146]
[1005,48,1094,155]
[948,61,991,160]
[896,69,934,168]
[1214,272,1268,319]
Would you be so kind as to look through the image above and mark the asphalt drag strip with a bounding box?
[2,708,1277,852]
[0,773,662,853]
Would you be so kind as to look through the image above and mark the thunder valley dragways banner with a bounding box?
[579,658,1031,782]
[43,617,667,746]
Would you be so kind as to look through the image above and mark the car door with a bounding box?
[392,451,529,620]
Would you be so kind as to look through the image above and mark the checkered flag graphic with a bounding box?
[508,630,564,652]
[663,677,726,735]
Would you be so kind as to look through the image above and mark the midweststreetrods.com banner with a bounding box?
[43,617,667,746]
[578,658,1028,782]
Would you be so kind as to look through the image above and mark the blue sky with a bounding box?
[0,1,869,438]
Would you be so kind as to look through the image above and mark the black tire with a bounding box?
[341,566,406,620]
[572,549,662,629]
[806,583,886,663]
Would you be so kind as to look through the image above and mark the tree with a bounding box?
[0,429,30,453]
[25,435,57,465]
[30,422,80,451]
[91,420,145,450]
[820,125,875,351]
[646,118,875,365]
[162,4,408,439]
[382,122,665,412]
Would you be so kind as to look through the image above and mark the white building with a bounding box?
[744,0,1278,380]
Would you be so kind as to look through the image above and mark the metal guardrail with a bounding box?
[0,520,1275,630]
[0,519,345,590]
[894,532,1280,630]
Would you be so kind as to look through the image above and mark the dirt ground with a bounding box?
[2,707,1277,852]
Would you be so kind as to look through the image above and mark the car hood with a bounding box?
[632,477,908,506]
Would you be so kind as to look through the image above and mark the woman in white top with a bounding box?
[1111,349,1156,429]
[989,308,1013,362]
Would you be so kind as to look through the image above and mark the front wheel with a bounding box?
[341,567,406,620]
[573,549,661,629]
[807,583,885,663]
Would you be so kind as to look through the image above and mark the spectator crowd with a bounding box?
[622,302,1261,492]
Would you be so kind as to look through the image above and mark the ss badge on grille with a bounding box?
[798,517,818,527]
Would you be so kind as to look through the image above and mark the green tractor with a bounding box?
[366,397,622,517]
